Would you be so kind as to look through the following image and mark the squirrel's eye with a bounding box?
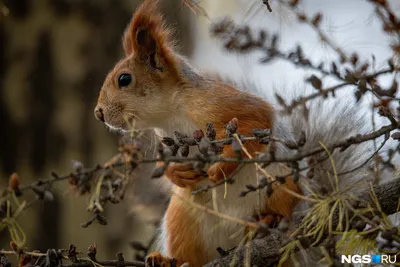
[118,73,132,88]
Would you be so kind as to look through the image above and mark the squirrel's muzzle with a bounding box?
[94,107,105,122]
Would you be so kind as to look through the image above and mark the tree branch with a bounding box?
[205,177,400,266]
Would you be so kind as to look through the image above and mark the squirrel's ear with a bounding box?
[122,0,177,73]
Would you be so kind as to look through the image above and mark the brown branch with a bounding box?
[4,116,397,210]
[204,234,285,267]
[262,0,273,12]
[0,249,145,267]
[61,261,144,267]
[278,0,349,62]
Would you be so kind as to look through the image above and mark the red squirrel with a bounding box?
[94,0,373,266]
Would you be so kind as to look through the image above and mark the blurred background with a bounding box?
[1,0,399,261]
[0,0,195,259]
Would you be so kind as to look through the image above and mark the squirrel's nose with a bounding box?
[94,107,105,122]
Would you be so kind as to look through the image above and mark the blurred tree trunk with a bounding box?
[1,0,193,258]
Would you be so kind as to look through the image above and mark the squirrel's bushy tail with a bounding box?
[221,76,388,196]
[273,94,376,194]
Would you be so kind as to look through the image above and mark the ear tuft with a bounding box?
[122,0,177,74]
[122,27,133,55]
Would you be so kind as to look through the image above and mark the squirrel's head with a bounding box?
[94,0,187,132]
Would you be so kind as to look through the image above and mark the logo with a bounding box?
[371,255,381,264]
[341,254,397,264]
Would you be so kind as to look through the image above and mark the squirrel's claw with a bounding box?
[145,251,174,267]
[145,251,189,267]
[207,163,222,183]
[207,162,238,183]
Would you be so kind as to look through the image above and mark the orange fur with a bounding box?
[94,1,303,266]
[157,161,206,189]
[164,192,208,266]
[265,177,302,218]
[250,177,302,227]
[123,0,179,79]
[184,81,274,182]
[165,163,206,188]
[145,251,174,267]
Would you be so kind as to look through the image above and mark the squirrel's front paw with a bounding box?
[207,163,224,183]
[207,162,238,183]
[165,163,206,188]
[145,252,174,267]
[145,252,189,267]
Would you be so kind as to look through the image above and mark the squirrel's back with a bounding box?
[214,75,384,195]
